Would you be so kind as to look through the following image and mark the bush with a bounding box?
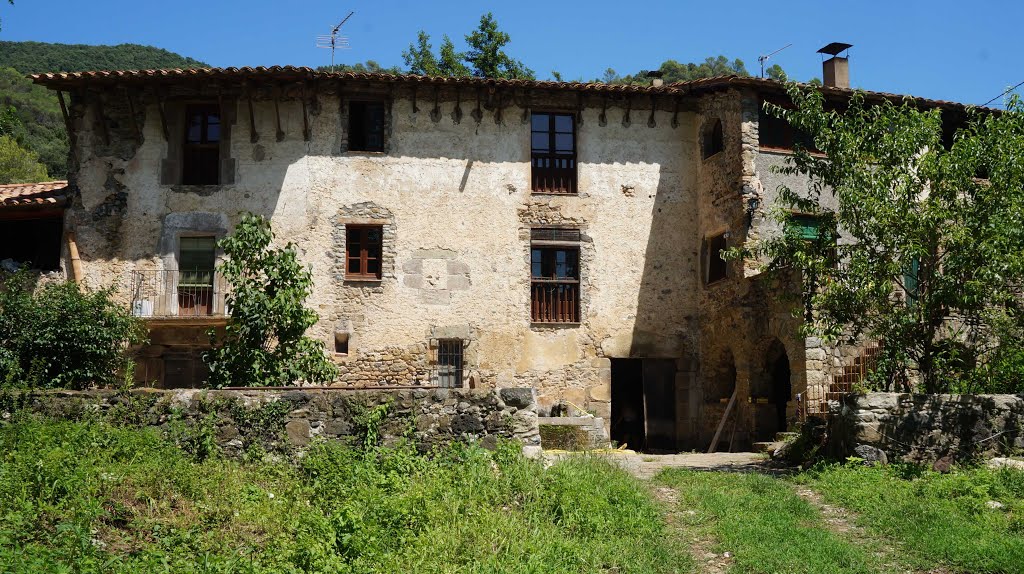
[0,272,146,389]
[204,214,337,387]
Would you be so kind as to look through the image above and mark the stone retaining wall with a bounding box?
[827,392,1024,463]
[2,387,541,457]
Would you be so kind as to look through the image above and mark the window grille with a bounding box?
[436,339,464,388]
[530,227,581,242]
[531,233,581,323]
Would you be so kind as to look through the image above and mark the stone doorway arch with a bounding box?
[753,339,792,442]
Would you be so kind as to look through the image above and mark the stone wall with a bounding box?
[61,81,698,422]
[4,387,541,456]
[828,392,1024,463]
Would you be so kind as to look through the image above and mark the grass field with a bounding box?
[0,418,690,573]
[2,417,1023,573]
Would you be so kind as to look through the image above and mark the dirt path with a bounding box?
[650,483,731,574]
[792,486,947,574]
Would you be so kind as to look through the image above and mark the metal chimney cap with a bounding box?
[817,42,853,57]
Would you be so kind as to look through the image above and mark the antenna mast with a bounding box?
[316,11,355,68]
[758,43,792,78]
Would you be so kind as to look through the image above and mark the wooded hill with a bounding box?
[0,41,206,181]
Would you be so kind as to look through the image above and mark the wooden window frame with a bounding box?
[530,229,581,323]
[531,111,577,194]
[345,224,384,280]
[177,235,217,316]
[347,100,387,153]
[182,103,221,185]
[705,232,728,285]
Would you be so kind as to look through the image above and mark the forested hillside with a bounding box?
[0,40,207,74]
[0,41,206,181]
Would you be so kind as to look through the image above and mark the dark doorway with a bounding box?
[610,358,677,453]
[770,350,791,433]
[755,340,791,441]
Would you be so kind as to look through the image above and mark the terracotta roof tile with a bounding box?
[29,67,986,111]
[0,180,70,210]
[29,66,684,96]
[671,75,992,111]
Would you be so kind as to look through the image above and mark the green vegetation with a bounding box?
[0,418,690,573]
[0,272,146,389]
[798,463,1024,573]
[0,133,46,182]
[748,84,1024,393]
[0,41,206,180]
[657,469,884,574]
[403,12,532,79]
[0,40,207,75]
[204,214,338,387]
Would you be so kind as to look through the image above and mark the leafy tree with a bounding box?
[0,271,146,389]
[0,67,67,178]
[766,64,787,82]
[438,35,471,77]
[604,56,753,85]
[463,12,534,80]
[0,40,207,74]
[0,135,47,183]
[205,214,338,388]
[403,31,440,76]
[751,85,1024,393]
[317,60,402,74]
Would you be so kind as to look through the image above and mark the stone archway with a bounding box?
[753,339,792,442]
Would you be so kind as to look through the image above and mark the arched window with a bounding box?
[702,118,724,159]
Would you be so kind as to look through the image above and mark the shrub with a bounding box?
[204,214,338,387]
[0,272,146,389]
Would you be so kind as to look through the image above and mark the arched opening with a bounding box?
[754,339,791,441]
[702,118,724,159]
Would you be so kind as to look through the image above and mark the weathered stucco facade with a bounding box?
[23,68,966,451]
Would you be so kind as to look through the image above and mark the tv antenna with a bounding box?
[758,43,792,78]
[316,11,355,68]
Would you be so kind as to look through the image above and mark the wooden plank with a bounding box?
[274,85,285,142]
[94,92,110,145]
[707,387,738,453]
[56,91,75,152]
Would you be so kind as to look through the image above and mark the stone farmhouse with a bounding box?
[2,47,978,452]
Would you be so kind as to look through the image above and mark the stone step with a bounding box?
[752,441,783,454]
[775,432,799,442]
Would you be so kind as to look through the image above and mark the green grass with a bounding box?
[656,469,884,574]
[0,418,691,573]
[797,463,1024,573]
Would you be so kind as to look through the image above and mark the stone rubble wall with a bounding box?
[827,392,1024,463]
[4,387,541,457]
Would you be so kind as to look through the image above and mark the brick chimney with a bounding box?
[817,42,852,89]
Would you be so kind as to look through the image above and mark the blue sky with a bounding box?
[2,0,1019,107]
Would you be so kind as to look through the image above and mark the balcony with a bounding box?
[129,269,227,318]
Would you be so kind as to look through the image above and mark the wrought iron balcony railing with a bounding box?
[129,269,227,318]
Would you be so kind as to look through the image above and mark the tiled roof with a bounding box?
[30,66,686,95]
[29,67,986,111]
[0,180,70,210]
[671,75,989,112]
